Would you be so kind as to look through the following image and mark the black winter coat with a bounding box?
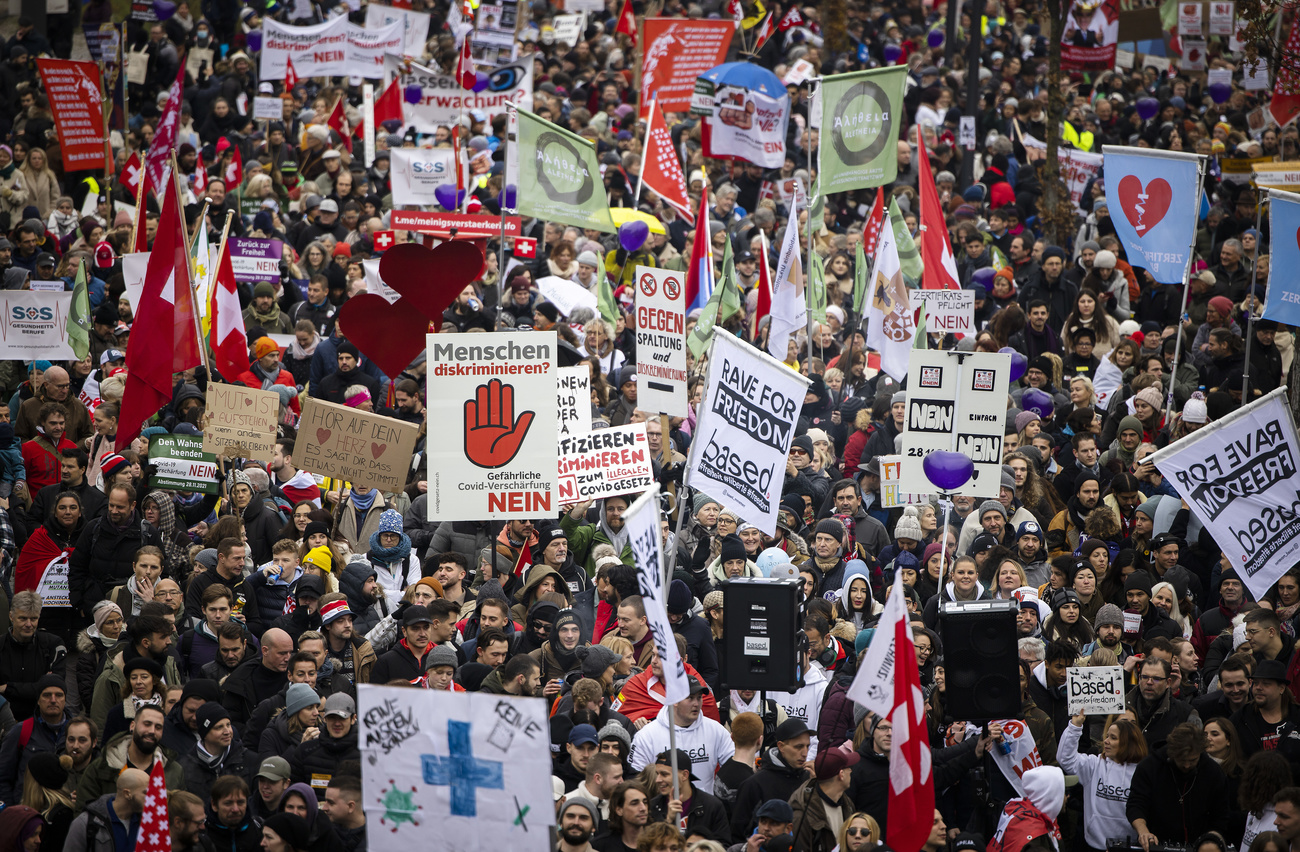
[369,640,431,684]
[731,749,810,838]
[178,743,258,798]
[231,495,285,565]
[848,735,982,840]
[1126,749,1228,844]
[287,727,360,798]
[650,787,731,844]
[67,513,162,614]
[257,712,306,760]
[673,611,720,696]
[0,629,67,720]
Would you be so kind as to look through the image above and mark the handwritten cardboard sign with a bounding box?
[1066,666,1126,715]
[297,397,419,492]
[557,366,591,437]
[204,384,280,461]
[149,435,219,494]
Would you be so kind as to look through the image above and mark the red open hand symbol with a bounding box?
[464,378,535,469]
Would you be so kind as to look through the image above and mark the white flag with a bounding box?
[624,485,690,704]
[847,572,908,718]
[864,211,915,383]
[767,214,806,361]
[192,217,213,319]
[1092,357,1123,410]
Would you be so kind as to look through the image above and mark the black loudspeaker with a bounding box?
[939,600,1021,720]
[723,578,802,692]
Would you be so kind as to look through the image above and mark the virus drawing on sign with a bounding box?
[378,781,421,832]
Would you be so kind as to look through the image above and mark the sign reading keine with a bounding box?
[425,332,558,521]
[1151,388,1300,599]
[900,350,1012,499]
[634,267,688,417]
[685,333,810,536]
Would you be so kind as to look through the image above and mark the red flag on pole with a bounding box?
[135,758,172,852]
[885,576,936,852]
[456,36,477,90]
[753,13,775,50]
[192,152,208,197]
[327,98,353,154]
[354,78,403,139]
[223,145,242,189]
[284,55,299,91]
[862,190,885,256]
[776,6,804,30]
[120,152,142,198]
[616,0,637,44]
[750,230,773,340]
[640,101,692,216]
[209,235,248,382]
[916,125,961,290]
[1271,18,1300,128]
[119,165,202,448]
[132,168,150,253]
[144,65,184,199]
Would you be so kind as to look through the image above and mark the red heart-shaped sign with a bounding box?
[1117,175,1172,238]
[243,397,252,407]
[316,428,331,445]
[337,293,433,380]
[378,242,485,321]
[371,442,387,459]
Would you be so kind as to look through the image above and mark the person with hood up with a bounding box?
[337,560,389,637]
[511,564,572,624]
[276,782,344,852]
[987,765,1066,852]
[365,510,418,596]
[222,470,284,565]
[532,522,589,596]
[560,496,635,578]
[0,805,42,852]
[666,579,720,695]
[512,595,561,658]
[835,561,883,631]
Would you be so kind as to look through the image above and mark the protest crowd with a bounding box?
[4,1,1300,852]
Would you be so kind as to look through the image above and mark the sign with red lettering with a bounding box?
[296,398,421,492]
[641,19,735,114]
[36,59,109,172]
[390,210,522,239]
[557,423,654,502]
[425,331,558,521]
[635,266,688,417]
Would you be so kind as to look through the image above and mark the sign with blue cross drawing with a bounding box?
[358,685,554,852]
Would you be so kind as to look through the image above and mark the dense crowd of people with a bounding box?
[0,1,1293,852]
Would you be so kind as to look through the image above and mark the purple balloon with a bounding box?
[971,267,997,290]
[472,71,491,94]
[1208,82,1232,104]
[619,220,649,253]
[1008,351,1028,383]
[404,84,424,105]
[922,451,974,492]
[1022,388,1054,420]
[927,29,944,48]
[434,185,465,211]
[1136,97,1160,121]
[883,44,902,64]
[498,184,517,210]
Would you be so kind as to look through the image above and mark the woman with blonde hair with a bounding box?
[583,318,626,380]
[836,813,880,852]
[19,148,59,220]
[1152,581,1194,639]
[20,754,72,852]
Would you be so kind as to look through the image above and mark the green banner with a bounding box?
[889,197,923,287]
[149,435,219,494]
[516,111,615,233]
[818,66,908,193]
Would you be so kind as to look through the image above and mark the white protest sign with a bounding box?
[0,292,75,359]
[557,423,655,502]
[783,58,815,86]
[959,116,976,150]
[35,554,70,608]
[364,2,432,57]
[357,686,554,852]
[1182,40,1207,70]
[389,55,534,132]
[1067,666,1126,715]
[28,280,63,293]
[1151,388,1300,600]
[1209,1,1234,35]
[880,454,928,508]
[425,332,557,521]
[1093,357,1123,411]
[1062,148,1105,214]
[556,366,591,437]
[921,289,975,335]
[988,717,1044,795]
[634,266,689,418]
[362,258,400,304]
[253,96,284,121]
[1143,54,1172,74]
[552,13,585,46]
[625,485,690,703]
[122,251,148,309]
[389,147,456,206]
[685,332,811,536]
[1115,49,1135,68]
[1178,2,1203,36]
[346,21,405,78]
[260,17,349,79]
[1208,67,1233,89]
[1245,58,1270,90]
[536,276,598,318]
[901,350,1012,499]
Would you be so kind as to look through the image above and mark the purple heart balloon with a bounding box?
[971,267,997,290]
[404,84,424,105]
[1208,82,1232,104]
[1022,388,1054,420]
[883,44,902,64]
[434,184,465,211]
[619,220,649,253]
[472,71,491,94]
[1136,97,1159,122]
[923,451,974,492]
[927,29,944,48]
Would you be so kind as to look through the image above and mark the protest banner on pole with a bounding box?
[557,366,591,437]
[814,66,908,192]
[357,686,554,852]
[879,454,928,508]
[389,148,456,206]
[1102,146,1204,284]
[260,18,403,80]
[900,350,1012,499]
[634,267,689,418]
[624,485,690,703]
[253,96,284,121]
[0,292,76,360]
[364,3,432,57]
[920,290,975,336]
[511,111,616,233]
[1265,189,1300,326]
[1150,388,1300,599]
[1066,666,1126,715]
[389,55,534,132]
[229,239,283,284]
[425,332,558,521]
[685,332,810,535]
[297,398,421,492]
[203,384,280,462]
[557,424,654,502]
[149,434,219,494]
[36,59,110,172]
[641,19,735,113]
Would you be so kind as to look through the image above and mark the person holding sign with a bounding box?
[1057,712,1147,852]
[236,338,301,418]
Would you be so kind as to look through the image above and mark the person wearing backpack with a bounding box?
[0,673,70,803]
[66,766,150,852]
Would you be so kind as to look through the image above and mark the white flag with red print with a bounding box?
[144,65,184,199]
[777,6,804,30]
[135,756,172,852]
[641,100,692,216]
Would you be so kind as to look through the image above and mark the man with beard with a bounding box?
[369,604,435,684]
[534,522,589,595]
[1126,571,1182,643]
[311,342,381,405]
[558,799,599,852]
[1126,657,1199,750]
[1009,300,1064,360]
[1048,474,1100,558]
[529,607,581,688]
[320,598,377,686]
[1016,522,1050,586]
[178,702,257,798]
[237,339,299,416]
[483,652,542,698]
[430,552,474,609]
[88,613,179,731]
[1229,659,1300,763]
[1104,473,1144,540]
[822,479,890,559]
[168,790,211,852]
[1082,604,1133,662]
[200,622,257,683]
[1193,562,1249,659]
[1195,655,1254,723]
[561,497,633,578]
[64,715,98,793]
[75,705,182,809]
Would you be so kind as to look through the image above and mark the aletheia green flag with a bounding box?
[513,110,615,233]
[817,65,908,193]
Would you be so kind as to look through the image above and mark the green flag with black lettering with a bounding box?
[809,252,826,324]
[817,66,908,194]
[67,261,90,360]
[515,110,616,233]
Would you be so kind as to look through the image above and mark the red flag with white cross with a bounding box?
[136,759,172,852]
[373,230,395,252]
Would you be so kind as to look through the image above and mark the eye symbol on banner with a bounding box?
[664,276,681,300]
[639,273,658,298]
[464,378,536,469]
[1117,175,1172,237]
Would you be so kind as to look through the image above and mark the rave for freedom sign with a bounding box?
[557,423,654,502]
[425,332,557,521]
[685,332,810,535]
[1151,388,1300,599]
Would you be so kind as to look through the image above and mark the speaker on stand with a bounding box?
[939,599,1021,720]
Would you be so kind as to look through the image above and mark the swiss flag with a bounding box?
[119,163,202,448]
[641,100,692,217]
[223,145,242,189]
[777,6,804,30]
[862,190,884,255]
[354,78,404,140]
[209,230,249,382]
[373,230,395,251]
[134,759,171,852]
[885,573,935,852]
[192,151,208,196]
[120,152,142,197]
[616,0,637,44]
[327,97,353,154]
[285,54,299,91]
[513,237,536,259]
[753,12,775,50]
[916,125,960,290]
[750,229,772,340]
[456,36,476,90]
